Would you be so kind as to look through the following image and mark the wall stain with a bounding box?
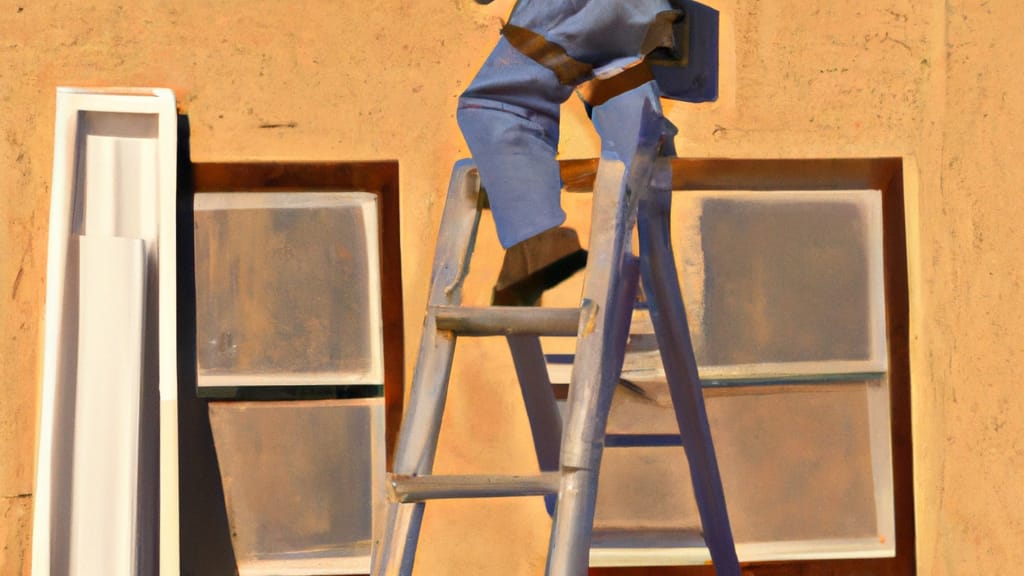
[258,121,298,129]
[10,267,23,300]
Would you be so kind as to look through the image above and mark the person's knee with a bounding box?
[591,81,674,161]
[457,103,503,148]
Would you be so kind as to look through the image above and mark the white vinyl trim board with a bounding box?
[70,236,147,576]
[33,88,178,576]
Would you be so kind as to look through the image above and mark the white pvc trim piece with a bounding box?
[33,87,177,576]
[69,236,146,576]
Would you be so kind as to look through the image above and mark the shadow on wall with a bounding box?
[175,114,239,576]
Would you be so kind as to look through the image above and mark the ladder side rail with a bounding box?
[547,97,669,575]
[391,160,484,476]
[373,160,484,576]
[546,156,641,575]
[636,156,741,576]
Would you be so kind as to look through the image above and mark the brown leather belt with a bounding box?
[501,24,594,86]
[577,62,656,107]
[502,10,678,105]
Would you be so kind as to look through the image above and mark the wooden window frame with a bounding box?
[190,161,405,464]
[175,159,404,575]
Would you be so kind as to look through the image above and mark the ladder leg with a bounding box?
[507,335,562,514]
[372,325,455,576]
[374,499,424,576]
[547,159,640,575]
[636,158,741,576]
[547,94,670,575]
[507,335,562,475]
[373,161,484,576]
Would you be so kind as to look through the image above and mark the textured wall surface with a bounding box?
[2,0,1023,574]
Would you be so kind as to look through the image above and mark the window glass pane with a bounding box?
[669,190,887,379]
[544,189,887,383]
[591,378,894,562]
[194,192,384,387]
[208,399,384,574]
[598,379,878,536]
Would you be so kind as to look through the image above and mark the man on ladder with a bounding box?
[374,1,740,574]
[460,0,685,304]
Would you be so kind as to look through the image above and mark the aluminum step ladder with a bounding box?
[372,102,740,576]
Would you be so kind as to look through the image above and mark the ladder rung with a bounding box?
[433,305,581,336]
[605,433,683,448]
[389,472,561,503]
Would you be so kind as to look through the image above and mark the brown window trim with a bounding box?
[560,157,915,576]
[190,160,405,467]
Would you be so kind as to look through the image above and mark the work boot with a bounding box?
[492,226,588,306]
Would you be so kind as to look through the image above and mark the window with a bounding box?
[551,157,914,574]
[181,162,404,576]
[194,191,385,390]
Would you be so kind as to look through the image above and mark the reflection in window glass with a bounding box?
[209,399,384,575]
[194,192,384,387]
[697,194,876,366]
[595,380,887,550]
[623,189,887,383]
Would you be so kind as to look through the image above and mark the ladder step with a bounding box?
[389,472,561,503]
[433,305,581,336]
[605,433,683,448]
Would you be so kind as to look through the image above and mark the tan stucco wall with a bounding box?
[2,1,1023,574]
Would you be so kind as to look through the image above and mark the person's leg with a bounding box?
[589,79,677,171]
[457,37,575,249]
